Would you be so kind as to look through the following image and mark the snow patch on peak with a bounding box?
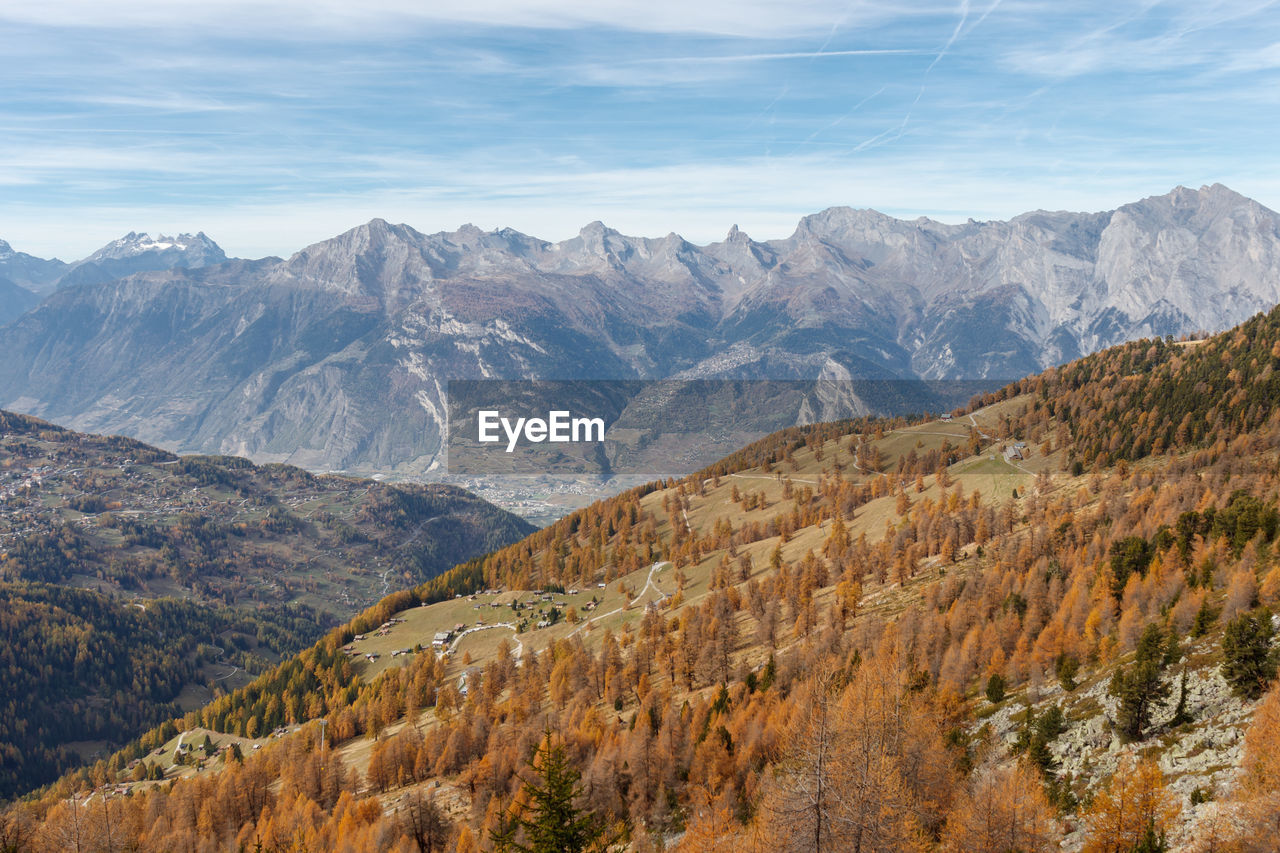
[90,231,221,261]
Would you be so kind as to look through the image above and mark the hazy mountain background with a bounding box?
[1,184,1278,478]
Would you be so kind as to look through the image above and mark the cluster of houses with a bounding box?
[374,617,406,636]
[340,616,417,661]
[342,585,615,672]
[343,637,380,662]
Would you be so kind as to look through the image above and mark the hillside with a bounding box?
[0,278,38,328]
[0,410,534,799]
[0,410,533,614]
[0,584,322,799]
[6,308,1280,851]
[3,185,1280,478]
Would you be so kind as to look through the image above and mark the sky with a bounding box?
[2,0,1279,260]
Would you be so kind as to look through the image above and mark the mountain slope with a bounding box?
[2,185,1279,477]
[0,408,534,798]
[0,277,38,328]
[0,240,67,295]
[0,408,534,612]
[11,305,1280,849]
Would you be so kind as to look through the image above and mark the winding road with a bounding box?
[444,621,523,659]
[567,560,670,637]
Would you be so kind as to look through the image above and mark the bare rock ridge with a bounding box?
[1,184,1278,475]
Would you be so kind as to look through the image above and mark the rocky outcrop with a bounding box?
[979,635,1262,851]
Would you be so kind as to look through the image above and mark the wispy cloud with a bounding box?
[0,0,1276,260]
[1222,39,1280,72]
[72,94,249,113]
[1000,0,1280,76]
[0,0,925,39]
[628,48,932,64]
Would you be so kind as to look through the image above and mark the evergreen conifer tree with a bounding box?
[1109,624,1171,741]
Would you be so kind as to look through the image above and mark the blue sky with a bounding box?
[2,0,1279,260]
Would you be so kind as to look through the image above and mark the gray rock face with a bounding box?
[2,184,1279,475]
[980,638,1261,853]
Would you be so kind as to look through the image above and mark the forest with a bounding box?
[0,581,327,798]
[0,411,533,802]
[6,308,1280,850]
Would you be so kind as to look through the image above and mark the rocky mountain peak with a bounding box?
[46,231,228,292]
[1120,184,1266,227]
[547,220,630,269]
[791,205,903,239]
[84,231,226,266]
[706,223,776,279]
[343,218,421,248]
[573,220,621,254]
[290,220,429,266]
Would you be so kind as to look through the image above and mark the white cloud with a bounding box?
[74,94,248,113]
[999,0,1280,77]
[1222,40,1280,72]
[0,0,942,39]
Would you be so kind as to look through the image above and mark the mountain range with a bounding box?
[2,183,1279,476]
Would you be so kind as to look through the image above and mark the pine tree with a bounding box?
[1014,703,1065,781]
[1109,537,1153,600]
[984,673,1006,704]
[1220,607,1279,700]
[1108,624,1170,741]
[495,732,621,853]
